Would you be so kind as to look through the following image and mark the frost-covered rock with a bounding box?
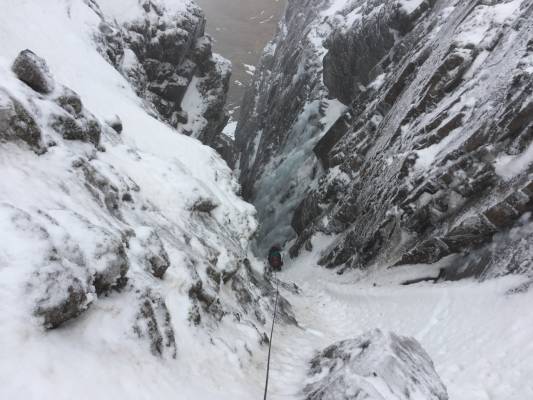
[51,85,102,147]
[304,329,448,400]
[237,0,533,278]
[0,89,42,151]
[133,289,177,358]
[12,49,55,94]
[94,0,232,163]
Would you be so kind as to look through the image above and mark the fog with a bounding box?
[195,0,285,117]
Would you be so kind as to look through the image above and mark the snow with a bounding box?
[494,138,533,180]
[453,0,524,48]
[399,0,425,14]
[320,98,347,132]
[181,76,209,136]
[264,236,533,400]
[222,120,238,139]
[244,63,256,76]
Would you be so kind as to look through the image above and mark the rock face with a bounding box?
[236,0,533,278]
[93,0,233,164]
[304,329,448,400]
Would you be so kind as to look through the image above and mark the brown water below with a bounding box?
[195,0,285,117]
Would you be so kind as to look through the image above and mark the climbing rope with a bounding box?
[263,270,280,400]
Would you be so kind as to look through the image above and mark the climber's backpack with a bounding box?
[269,250,282,270]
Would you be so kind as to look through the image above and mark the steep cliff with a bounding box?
[236,0,533,279]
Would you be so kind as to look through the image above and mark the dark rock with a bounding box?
[133,289,177,358]
[191,198,218,214]
[35,276,89,329]
[211,132,237,168]
[122,192,133,202]
[313,112,351,169]
[0,90,42,151]
[50,112,101,146]
[188,280,226,322]
[323,1,417,104]
[12,49,55,94]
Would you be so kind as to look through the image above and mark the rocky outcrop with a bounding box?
[304,329,448,400]
[93,0,233,163]
[237,0,533,278]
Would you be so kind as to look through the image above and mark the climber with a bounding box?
[267,244,284,275]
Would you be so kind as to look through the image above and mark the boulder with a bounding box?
[35,279,87,329]
[304,329,448,400]
[12,49,55,94]
[30,245,93,330]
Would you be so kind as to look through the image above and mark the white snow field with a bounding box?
[266,236,533,400]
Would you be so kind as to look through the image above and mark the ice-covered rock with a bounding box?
[304,329,448,400]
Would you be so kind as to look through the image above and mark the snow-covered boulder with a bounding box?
[304,329,448,400]
[12,49,55,94]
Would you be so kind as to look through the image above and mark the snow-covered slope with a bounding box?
[236,0,533,280]
[267,242,533,400]
[0,1,293,399]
